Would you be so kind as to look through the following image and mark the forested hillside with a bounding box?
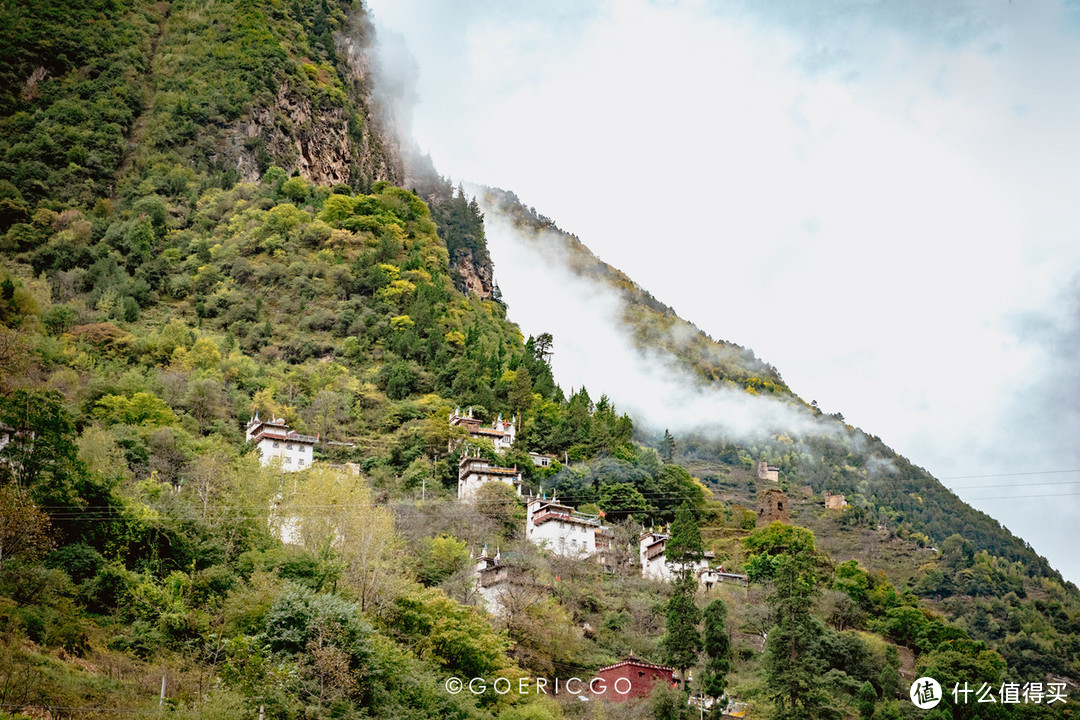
[0,1,1077,719]
[479,187,1080,714]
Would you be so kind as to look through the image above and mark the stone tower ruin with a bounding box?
[756,488,790,527]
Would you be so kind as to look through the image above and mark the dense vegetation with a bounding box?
[0,165,665,718]
[0,0,160,213]
[0,0,1077,718]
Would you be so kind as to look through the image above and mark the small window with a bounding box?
[286,443,293,451]
[778,502,784,511]
[273,441,279,448]
[298,459,305,466]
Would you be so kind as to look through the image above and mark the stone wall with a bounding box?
[824,492,847,510]
[756,488,790,527]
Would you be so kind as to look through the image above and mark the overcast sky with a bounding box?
[365,0,1080,584]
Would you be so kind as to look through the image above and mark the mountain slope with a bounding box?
[477,187,1063,574]
[476,185,1080,687]
[478,187,788,396]
[0,1,1077,718]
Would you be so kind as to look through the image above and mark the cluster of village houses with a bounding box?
[245,410,851,593]
[246,409,780,595]
[246,409,841,711]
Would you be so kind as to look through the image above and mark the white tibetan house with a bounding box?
[245,414,318,471]
[474,548,517,616]
[526,495,602,559]
[449,407,517,451]
[457,451,524,501]
[639,529,715,584]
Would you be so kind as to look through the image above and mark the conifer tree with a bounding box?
[661,504,707,689]
[857,680,877,720]
[661,428,676,462]
[702,598,731,700]
[762,547,830,720]
[509,364,533,412]
[878,646,900,700]
[661,574,702,688]
[665,503,704,578]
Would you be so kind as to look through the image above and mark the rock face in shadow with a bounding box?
[221,4,406,190]
[451,248,494,299]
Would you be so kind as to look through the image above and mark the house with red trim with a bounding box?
[245,414,318,472]
[449,407,516,451]
[458,451,523,501]
[639,529,715,583]
[594,657,676,702]
[526,495,601,559]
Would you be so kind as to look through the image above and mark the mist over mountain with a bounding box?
[368,0,1080,592]
[0,1,1077,718]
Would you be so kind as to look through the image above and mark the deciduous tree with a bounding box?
[284,467,399,611]
[0,484,52,567]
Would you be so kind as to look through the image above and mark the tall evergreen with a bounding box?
[662,505,707,690]
[857,681,877,720]
[665,502,704,578]
[661,428,676,461]
[762,550,831,720]
[702,598,731,700]
[661,575,702,688]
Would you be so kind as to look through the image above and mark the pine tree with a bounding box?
[702,599,730,700]
[508,365,533,412]
[661,575,702,688]
[878,659,900,700]
[762,546,830,719]
[665,503,704,578]
[661,428,676,461]
[857,680,877,719]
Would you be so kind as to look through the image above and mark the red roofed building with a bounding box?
[449,407,517,451]
[245,414,318,471]
[457,452,523,501]
[594,657,676,702]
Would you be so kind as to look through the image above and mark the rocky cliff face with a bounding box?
[226,83,354,186]
[221,3,406,190]
[332,4,408,189]
[220,1,496,298]
[451,248,494,300]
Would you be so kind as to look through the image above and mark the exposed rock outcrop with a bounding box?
[451,248,494,299]
[221,3,406,189]
[20,66,48,102]
[332,5,407,188]
[226,83,352,185]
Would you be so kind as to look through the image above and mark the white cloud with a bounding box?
[367,0,1080,583]
[480,207,842,441]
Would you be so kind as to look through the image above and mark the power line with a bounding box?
[948,479,1080,491]
[940,469,1080,481]
[961,491,1080,501]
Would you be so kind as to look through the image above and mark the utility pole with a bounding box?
[159,673,166,707]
